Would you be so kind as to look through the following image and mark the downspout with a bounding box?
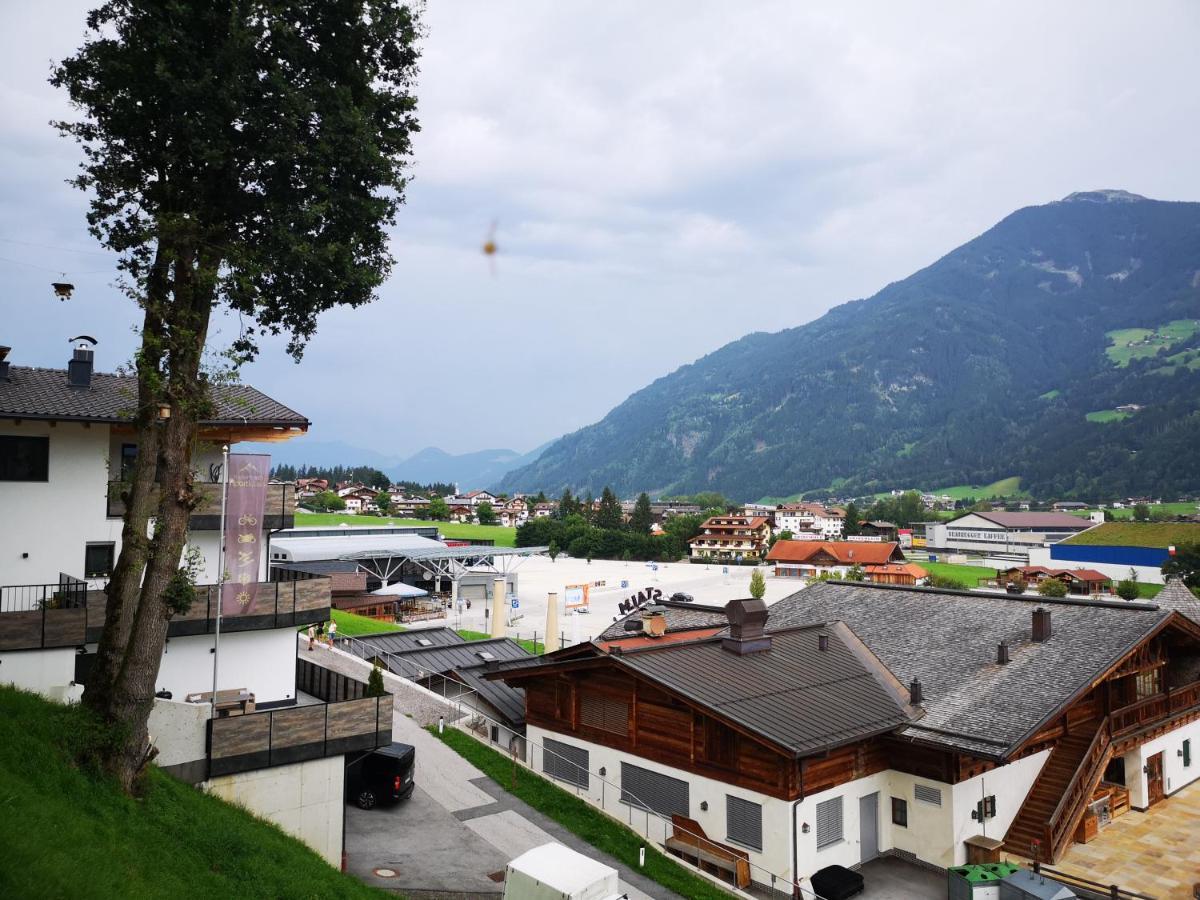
[791,758,806,898]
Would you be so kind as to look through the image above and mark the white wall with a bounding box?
[948,750,1049,865]
[1026,547,1164,585]
[0,646,78,699]
[1122,717,1200,808]
[0,421,120,586]
[147,695,210,768]
[206,754,344,866]
[152,627,297,704]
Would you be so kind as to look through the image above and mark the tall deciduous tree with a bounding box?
[53,0,420,791]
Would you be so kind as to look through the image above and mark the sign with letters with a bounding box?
[221,453,270,616]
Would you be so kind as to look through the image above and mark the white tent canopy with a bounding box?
[370,581,429,599]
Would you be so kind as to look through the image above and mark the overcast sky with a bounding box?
[2,2,1199,459]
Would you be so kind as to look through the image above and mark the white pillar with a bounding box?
[491,576,506,638]
[544,591,560,652]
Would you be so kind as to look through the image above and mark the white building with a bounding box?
[0,339,390,864]
[774,503,846,538]
[926,511,1091,561]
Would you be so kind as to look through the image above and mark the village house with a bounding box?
[766,540,907,580]
[775,503,846,539]
[997,565,1113,596]
[687,515,772,564]
[533,501,556,518]
[489,580,1200,892]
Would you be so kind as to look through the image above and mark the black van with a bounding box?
[346,742,415,809]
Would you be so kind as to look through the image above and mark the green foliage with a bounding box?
[748,568,766,599]
[430,726,732,900]
[366,663,386,697]
[595,487,624,530]
[516,514,685,562]
[629,492,653,534]
[427,496,450,521]
[1037,578,1069,598]
[305,490,346,512]
[0,687,381,899]
[498,199,1200,502]
[1162,542,1200,589]
[162,545,203,616]
[1133,503,1151,522]
[456,630,543,655]
[374,491,392,517]
[844,564,867,582]
[558,488,579,518]
[843,502,861,536]
[476,501,496,526]
[928,574,969,590]
[329,608,404,637]
[865,491,926,528]
[1116,578,1140,601]
[548,540,560,561]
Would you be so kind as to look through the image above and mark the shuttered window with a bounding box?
[725,795,762,851]
[620,763,689,818]
[542,738,589,789]
[914,783,942,806]
[579,692,629,735]
[815,796,843,849]
[1184,739,1192,768]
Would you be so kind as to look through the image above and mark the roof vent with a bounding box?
[721,597,772,655]
[909,678,923,705]
[0,345,10,382]
[817,634,830,652]
[997,640,1010,665]
[1032,607,1052,643]
[415,638,433,647]
[67,335,97,389]
[476,650,496,662]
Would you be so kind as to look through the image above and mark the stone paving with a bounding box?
[1051,780,1200,899]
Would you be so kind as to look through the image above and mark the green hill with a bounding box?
[0,686,380,900]
[501,191,1200,501]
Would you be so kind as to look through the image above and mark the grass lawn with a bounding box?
[457,628,543,655]
[1085,409,1132,423]
[0,686,382,900]
[429,726,736,900]
[1039,389,1061,400]
[1060,521,1200,547]
[332,608,406,637]
[295,511,516,547]
[1105,319,1200,366]
[928,476,1026,501]
[1136,582,1164,599]
[920,560,997,586]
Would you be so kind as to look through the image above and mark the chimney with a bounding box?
[0,345,10,382]
[721,597,772,655]
[997,640,1010,665]
[67,335,97,389]
[1032,607,1052,643]
[817,633,830,652]
[909,678,923,705]
[641,606,667,637]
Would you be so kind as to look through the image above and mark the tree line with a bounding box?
[270,463,454,497]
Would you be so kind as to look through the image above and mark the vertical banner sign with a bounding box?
[221,453,271,616]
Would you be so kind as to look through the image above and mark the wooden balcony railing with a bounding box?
[1111,680,1200,737]
[1045,716,1111,862]
[107,480,296,529]
[0,577,330,652]
[208,692,393,777]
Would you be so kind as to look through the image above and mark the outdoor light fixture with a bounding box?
[51,281,74,300]
[801,823,810,834]
[700,801,708,812]
[598,767,606,777]
[157,403,172,419]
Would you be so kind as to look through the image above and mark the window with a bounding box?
[0,435,49,481]
[815,796,843,849]
[913,783,942,807]
[1185,739,1192,768]
[542,738,589,789]
[620,763,689,818]
[1135,668,1161,700]
[84,543,115,579]
[119,443,138,480]
[579,692,629,735]
[726,795,762,851]
[891,796,908,827]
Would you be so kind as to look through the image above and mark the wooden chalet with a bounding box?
[687,515,771,564]
[489,580,1200,891]
[766,539,905,578]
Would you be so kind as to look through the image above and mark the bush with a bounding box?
[929,574,968,590]
[1037,578,1068,598]
[366,663,386,697]
[748,568,766,599]
[1116,579,1139,601]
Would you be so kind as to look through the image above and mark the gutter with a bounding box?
[791,758,805,899]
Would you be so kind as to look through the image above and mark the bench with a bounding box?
[663,814,751,889]
[184,689,255,717]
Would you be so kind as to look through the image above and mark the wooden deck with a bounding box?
[0,577,330,651]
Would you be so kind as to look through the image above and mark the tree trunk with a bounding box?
[83,259,169,714]
[99,245,217,791]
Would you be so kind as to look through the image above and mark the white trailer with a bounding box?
[502,842,624,900]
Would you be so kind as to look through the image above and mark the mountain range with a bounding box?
[499,190,1200,501]
[243,439,549,490]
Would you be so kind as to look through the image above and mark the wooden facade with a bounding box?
[106,480,296,529]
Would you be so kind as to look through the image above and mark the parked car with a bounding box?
[346,742,415,809]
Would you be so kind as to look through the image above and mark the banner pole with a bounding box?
[211,444,230,719]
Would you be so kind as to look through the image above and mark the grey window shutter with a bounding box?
[620,763,689,818]
[542,738,589,789]
[726,795,763,851]
[815,796,843,849]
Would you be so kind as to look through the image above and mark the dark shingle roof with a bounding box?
[1154,578,1200,624]
[613,623,918,756]
[766,582,1172,758]
[340,628,467,656]
[964,511,1088,529]
[454,664,528,726]
[597,600,730,642]
[0,366,308,426]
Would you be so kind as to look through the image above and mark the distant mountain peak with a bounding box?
[1061,189,1147,204]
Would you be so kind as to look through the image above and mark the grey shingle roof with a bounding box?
[765,582,1171,758]
[0,365,308,426]
[597,600,731,642]
[614,623,918,756]
[1154,578,1200,624]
